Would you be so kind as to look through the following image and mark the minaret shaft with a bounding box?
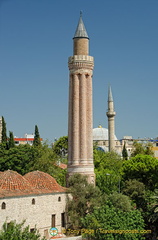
[67,15,95,184]
[106,87,116,152]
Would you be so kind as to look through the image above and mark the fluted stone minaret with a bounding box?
[67,13,95,184]
[106,86,116,152]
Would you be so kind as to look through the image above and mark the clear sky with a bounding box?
[0,0,158,143]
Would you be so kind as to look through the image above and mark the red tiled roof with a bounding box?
[0,170,67,198]
[55,163,67,169]
[24,171,66,193]
[0,170,32,191]
[14,138,43,141]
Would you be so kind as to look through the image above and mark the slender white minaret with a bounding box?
[106,86,116,152]
[67,13,95,184]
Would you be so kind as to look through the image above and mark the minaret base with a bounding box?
[66,165,95,186]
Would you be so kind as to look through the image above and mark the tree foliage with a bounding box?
[131,141,154,157]
[94,150,123,194]
[1,116,7,143]
[122,143,128,160]
[94,150,122,171]
[82,203,145,240]
[0,142,66,185]
[67,173,103,230]
[122,154,158,191]
[8,131,15,149]
[0,144,37,175]
[122,179,146,209]
[52,136,68,158]
[33,125,41,147]
[107,192,133,212]
[0,221,46,240]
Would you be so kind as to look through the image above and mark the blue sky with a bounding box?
[0,0,158,143]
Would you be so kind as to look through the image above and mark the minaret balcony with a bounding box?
[106,111,116,117]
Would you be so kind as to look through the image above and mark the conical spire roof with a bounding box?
[74,12,89,39]
[108,86,113,102]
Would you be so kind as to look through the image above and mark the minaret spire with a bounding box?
[67,13,95,185]
[108,85,113,102]
[74,12,89,39]
[106,86,116,152]
[73,13,89,56]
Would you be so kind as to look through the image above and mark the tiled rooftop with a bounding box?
[55,162,67,169]
[0,170,67,198]
[24,171,66,193]
[0,170,32,191]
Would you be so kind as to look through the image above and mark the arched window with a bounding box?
[32,198,35,205]
[58,196,61,202]
[1,202,6,209]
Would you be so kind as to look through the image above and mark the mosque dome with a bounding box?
[24,171,66,193]
[0,170,66,198]
[0,170,32,191]
[93,125,117,141]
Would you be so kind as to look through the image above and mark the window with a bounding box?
[1,202,6,210]
[32,198,35,205]
[58,196,61,202]
[51,214,56,228]
[30,228,35,233]
[61,213,65,228]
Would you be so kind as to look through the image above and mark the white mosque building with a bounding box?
[93,124,133,157]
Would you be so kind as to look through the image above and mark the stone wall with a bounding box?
[0,192,67,239]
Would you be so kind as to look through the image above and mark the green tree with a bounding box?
[107,192,133,212]
[149,189,158,222]
[94,150,122,173]
[67,173,103,230]
[81,204,145,240]
[33,125,41,147]
[0,144,37,175]
[1,116,7,144]
[94,150,123,194]
[122,143,128,160]
[122,154,158,191]
[31,142,66,186]
[8,131,15,149]
[0,220,46,240]
[122,179,146,209]
[52,136,68,158]
[145,189,158,239]
[131,141,154,157]
[0,141,66,186]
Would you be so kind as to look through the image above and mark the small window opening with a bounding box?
[58,196,61,202]
[32,198,35,205]
[1,202,6,209]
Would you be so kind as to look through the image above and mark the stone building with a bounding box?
[0,170,68,239]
